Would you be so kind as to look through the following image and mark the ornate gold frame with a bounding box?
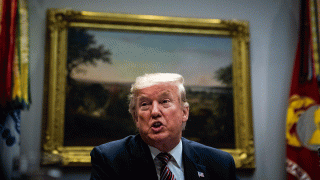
[41,8,254,169]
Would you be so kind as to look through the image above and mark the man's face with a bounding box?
[134,83,189,150]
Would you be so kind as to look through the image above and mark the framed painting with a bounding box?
[41,8,254,169]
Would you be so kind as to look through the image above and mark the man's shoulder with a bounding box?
[182,138,238,179]
[182,137,233,160]
[90,135,139,159]
[94,135,135,149]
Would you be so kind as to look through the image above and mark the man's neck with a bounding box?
[144,136,182,152]
[148,139,182,158]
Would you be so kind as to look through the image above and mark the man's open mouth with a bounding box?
[152,122,162,128]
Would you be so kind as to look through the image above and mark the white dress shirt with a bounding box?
[149,140,185,180]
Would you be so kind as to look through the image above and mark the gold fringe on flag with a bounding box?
[11,0,30,109]
[311,0,319,75]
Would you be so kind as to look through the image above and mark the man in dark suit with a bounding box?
[90,73,238,180]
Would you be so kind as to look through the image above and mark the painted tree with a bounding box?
[215,64,232,86]
[65,28,112,115]
[67,27,112,82]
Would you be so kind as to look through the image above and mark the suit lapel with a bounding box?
[129,135,158,180]
[128,135,210,179]
[182,138,209,180]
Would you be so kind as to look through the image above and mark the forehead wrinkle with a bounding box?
[158,91,174,100]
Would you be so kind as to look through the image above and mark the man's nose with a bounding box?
[151,102,161,118]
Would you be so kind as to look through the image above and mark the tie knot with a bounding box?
[157,152,172,165]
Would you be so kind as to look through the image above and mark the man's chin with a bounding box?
[144,133,181,152]
[142,132,169,145]
[148,132,168,141]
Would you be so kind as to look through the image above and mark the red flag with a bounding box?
[0,0,17,107]
[286,0,320,179]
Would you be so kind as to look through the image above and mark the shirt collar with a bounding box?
[148,140,183,168]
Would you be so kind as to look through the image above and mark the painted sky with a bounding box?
[71,29,232,87]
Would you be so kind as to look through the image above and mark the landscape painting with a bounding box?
[42,9,254,167]
[63,28,235,148]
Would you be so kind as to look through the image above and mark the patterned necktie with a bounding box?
[157,153,176,180]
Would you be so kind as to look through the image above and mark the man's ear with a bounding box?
[133,112,138,122]
[133,112,140,130]
[182,106,189,122]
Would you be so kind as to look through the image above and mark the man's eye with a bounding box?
[162,99,170,103]
[161,99,171,106]
[139,101,151,109]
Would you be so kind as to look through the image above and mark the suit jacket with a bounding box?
[90,134,238,180]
